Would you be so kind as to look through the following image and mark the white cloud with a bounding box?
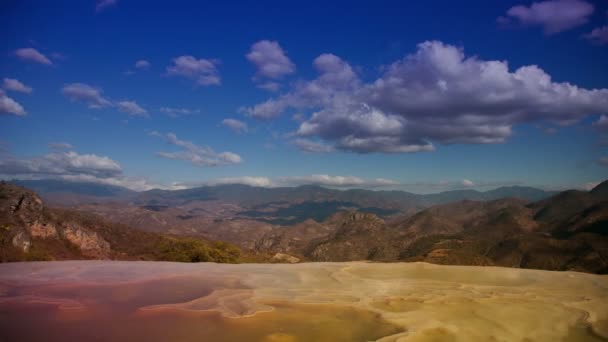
[292,138,334,153]
[498,0,594,35]
[116,100,148,117]
[461,179,475,187]
[169,178,525,192]
[62,174,168,191]
[276,174,400,188]
[584,26,608,45]
[61,83,147,117]
[135,59,151,69]
[246,40,295,91]
[14,48,52,65]
[96,0,117,12]
[160,107,199,117]
[240,99,287,120]
[0,90,26,116]
[151,132,242,167]
[3,78,32,93]
[218,151,242,164]
[0,150,121,179]
[243,40,608,153]
[0,147,173,191]
[207,176,272,187]
[175,174,400,189]
[166,55,221,86]
[221,118,248,134]
[62,83,111,108]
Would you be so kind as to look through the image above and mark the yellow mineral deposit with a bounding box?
[0,261,607,341]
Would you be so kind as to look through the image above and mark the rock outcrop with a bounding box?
[0,181,112,259]
[0,182,242,263]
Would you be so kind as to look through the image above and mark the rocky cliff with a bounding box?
[0,182,241,263]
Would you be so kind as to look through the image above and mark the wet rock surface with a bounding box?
[0,261,606,341]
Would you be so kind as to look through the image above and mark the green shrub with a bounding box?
[155,237,240,263]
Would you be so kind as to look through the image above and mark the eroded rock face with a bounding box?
[62,224,110,258]
[29,221,58,239]
[13,196,42,221]
[11,231,31,252]
[272,253,300,263]
[1,182,111,259]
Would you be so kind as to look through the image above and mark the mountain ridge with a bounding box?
[1,180,607,273]
[12,180,554,209]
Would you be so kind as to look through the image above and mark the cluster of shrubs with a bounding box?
[154,238,241,263]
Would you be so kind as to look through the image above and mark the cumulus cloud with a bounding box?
[461,179,475,187]
[160,107,199,117]
[61,83,148,118]
[0,151,173,191]
[62,83,111,108]
[498,0,594,35]
[246,40,295,91]
[151,132,242,167]
[116,100,148,117]
[14,48,52,65]
[0,150,121,179]
[166,55,221,86]
[292,138,334,153]
[3,78,32,93]
[221,118,248,134]
[243,40,608,153]
[584,26,608,45]
[96,0,117,12]
[0,147,173,191]
[135,59,151,69]
[240,99,287,120]
[0,90,26,116]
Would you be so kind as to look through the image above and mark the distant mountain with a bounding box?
[135,183,555,209]
[2,180,607,273]
[11,179,136,197]
[250,182,608,273]
[0,182,241,263]
[10,179,137,206]
[6,180,556,211]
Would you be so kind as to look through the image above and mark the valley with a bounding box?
[5,179,606,273]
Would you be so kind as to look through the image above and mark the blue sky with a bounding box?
[1,0,607,192]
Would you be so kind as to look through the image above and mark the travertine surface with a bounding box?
[0,261,607,341]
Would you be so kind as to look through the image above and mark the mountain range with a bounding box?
[2,179,607,273]
[13,179,554,213]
